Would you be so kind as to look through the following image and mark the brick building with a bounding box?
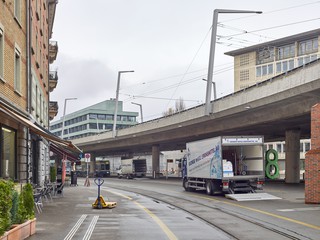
[0,0,79,185]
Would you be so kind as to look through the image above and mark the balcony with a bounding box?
[49,71,58,92]
[49,41,58,64]
[49,101,59,120]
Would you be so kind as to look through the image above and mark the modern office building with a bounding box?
[0,0,78,185]
[50,99,139,140]
[225,28,320,91]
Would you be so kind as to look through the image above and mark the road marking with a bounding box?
[192,194,320,231]
[105,188,178,240]
[64,214,87,240]
[102,187,133,200]
[277,207,320,212]
[82,215,99,240]
[134,201,178,240]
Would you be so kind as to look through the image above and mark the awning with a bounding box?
[0,102,82,158]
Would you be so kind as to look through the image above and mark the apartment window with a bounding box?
[305,142,310,152]
[14,0,21,22]
[14,48,21,93]
[0,28,3,80]
[300,142,304,152]
[298,38,318,56]
[277,44,295,60]
[1,126,17,179]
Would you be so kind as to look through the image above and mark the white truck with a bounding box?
[117,159,147,179]
[182,136,265,195]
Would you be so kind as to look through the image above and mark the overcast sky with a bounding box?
[50,0,320,122]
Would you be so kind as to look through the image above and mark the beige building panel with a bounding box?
[234,51,257,91]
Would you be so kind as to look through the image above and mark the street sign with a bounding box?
[84,153,91,163]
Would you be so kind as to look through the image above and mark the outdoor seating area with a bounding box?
[33,181,65,214]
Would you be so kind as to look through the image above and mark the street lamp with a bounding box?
[112,70,134,137]
[202,79,217,100]
[204,9,262,116]
[131,102,143,123]
[61,98,77,139]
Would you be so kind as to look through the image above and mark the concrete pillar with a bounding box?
[285,129,301,183]
[152,145,160,178]
[89,152,96,177]
[305,103,320,204]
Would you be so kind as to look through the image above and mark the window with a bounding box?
[276,62,281,73]
[89,113,97,119]
[14,0,21,22]
[282,61,288,72]
[298,38,318,56]
[14,47,21,93]
[97,114,106,120]
[276,144,282,153]
[262,65,267,76]
[305,142,310,152]
[256,47,274,64]
[277,44,295,60]
[0,27,3,80]
[1,126,17,179]
[289,60,294,70]
[256,67,262,77]
[268,64,273,75]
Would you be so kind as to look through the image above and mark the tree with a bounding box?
[162,98,186,116]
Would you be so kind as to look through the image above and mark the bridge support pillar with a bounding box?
[285,129,301,183]
[89,152,96,177]
[152,145,160,179]
[305,103,320,204]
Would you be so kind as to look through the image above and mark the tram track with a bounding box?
[102,183,313,240]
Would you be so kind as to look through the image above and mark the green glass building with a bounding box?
[50,99,138,140]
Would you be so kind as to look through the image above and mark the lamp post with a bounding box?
[61,98,77,139]
[202,79,217,100]
[131,102,143,123]
[112,70,134,137]
[204,9,262,116]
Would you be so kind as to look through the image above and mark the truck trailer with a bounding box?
[182,136,265,195]
[117,159,147,179]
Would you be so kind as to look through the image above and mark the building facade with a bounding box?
[50,99,139,140]
[225,29,320,180]
[225,29,320,92]
[0,0,60,185]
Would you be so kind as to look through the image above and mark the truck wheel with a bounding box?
[206,181,213,195]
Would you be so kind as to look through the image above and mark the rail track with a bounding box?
[102,181,313,240]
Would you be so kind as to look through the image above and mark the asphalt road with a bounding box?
[28,178,320,240]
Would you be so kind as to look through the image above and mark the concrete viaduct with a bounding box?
[73,59,320,184]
